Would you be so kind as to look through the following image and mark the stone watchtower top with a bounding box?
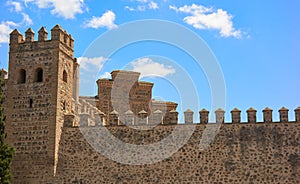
[38,26,48,41]
[9,24,74,49]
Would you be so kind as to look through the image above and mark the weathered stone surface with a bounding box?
[55,123,300,184]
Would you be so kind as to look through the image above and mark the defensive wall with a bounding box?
[55,106,300,183]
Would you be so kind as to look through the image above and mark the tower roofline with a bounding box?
[51,24,63,31]
[9,25,74,49]
[10,29,22,35]
[38,26,48,33]
[25,28,34,33]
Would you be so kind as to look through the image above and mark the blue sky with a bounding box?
[0,0,299,122]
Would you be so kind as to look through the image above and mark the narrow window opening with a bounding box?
[18,69,26,84]
[63,70,67,83]
[64,34,68,43]
[63,101,66,111]
[36,68,43,82]
[29,99,33,108]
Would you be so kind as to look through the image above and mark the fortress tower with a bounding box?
[5,25,79,183]
[96,70,178,124]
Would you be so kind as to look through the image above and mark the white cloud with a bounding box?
[23,0,85,19]
[125,0,159,11]
[170,4,243,38]
[0,21,18,43]
[137,5,146,11]
[125,6,135,11]
[0,13,32,44]
[77,56,108,71]
[0,1,34,44]
[23,0,34,5]
[136,0,148,3]
[6,1,23,12]
[148,1,158,10]
[84,11,117,29]
[130,58,175,78]
[5,1,33,26]
[21,13,33,26]
[99,72,111,79]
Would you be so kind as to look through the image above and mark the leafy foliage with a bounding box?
[0,70,14,184]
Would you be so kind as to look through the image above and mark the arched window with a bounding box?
[35,68,43,82]
[18,69,26,84]
[63,70,67,83]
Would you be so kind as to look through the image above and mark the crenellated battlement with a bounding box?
[9,25,74,49]
[65,104,300,127]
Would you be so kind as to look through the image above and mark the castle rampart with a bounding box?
[56,117,300,183]
[67,104,300,128]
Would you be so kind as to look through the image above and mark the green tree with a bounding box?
[0,70,14,184]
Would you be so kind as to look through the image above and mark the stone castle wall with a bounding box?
[56,120,300,183]
[53,107,300,183]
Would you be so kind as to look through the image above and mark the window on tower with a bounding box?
[29,99,33,108]
[63,70,67,83]
[35,68,43,82]
[18,69,26,84]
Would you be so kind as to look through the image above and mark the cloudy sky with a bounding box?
[0,0,299,122]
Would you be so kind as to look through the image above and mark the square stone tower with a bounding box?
[96,70,178,124]
[5,25,78,183]
[96,70,154,121]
